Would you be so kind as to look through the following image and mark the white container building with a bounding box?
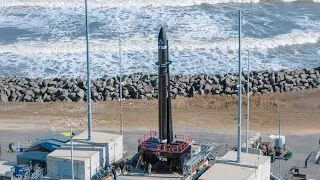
[46,131,123,180]
[199,151,270,180]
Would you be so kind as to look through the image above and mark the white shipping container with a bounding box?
[46,131,123,180]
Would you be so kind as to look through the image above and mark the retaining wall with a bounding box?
[0,67,319,102]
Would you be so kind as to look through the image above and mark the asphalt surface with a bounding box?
[0,129,319,179]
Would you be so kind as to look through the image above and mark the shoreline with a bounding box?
[0,67,319,102]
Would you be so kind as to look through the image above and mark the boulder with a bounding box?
[285,75,293,83]
[92,90,100,99]
[127,85,137,98]
[198,89,205,95]
[204,84,212,92]
[212,76,220,84]
[308,69,315,74]
[171,88,178,95]
[15,86,24,93]
[23,94,33,102]
[300,78,308,83]
[313,78,320,85]
[225,87,232,94]
[35,96,43,102]
[276,72,284,82]
[76,89,85,100]
[213,90,220,94]
[0,94,8,102]
[25,90,35,98]
[188,86,195,97]
[223,77,233,87]
[212,84,221,91]
[41,86,48,94]
[199,79,206,88]
[143,84,154,93]
[47,86,57,95]
[33,88,41,95]
[105,86,115,92]
[300,74,307,79]
[69,92,78,101]
[309,74,317,79]
[263,84,272,89]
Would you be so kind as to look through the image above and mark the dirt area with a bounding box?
[0,88,319,134]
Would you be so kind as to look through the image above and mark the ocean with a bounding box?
[0,0,319,78]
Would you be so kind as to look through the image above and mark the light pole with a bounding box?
[237,9,242,163]
[68,122,76,180]
[246,51,250,153]
[84,0,92,141]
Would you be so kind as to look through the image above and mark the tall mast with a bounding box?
[246,51,250,153]
[119,34,123,135]
[118,8,123,135]
[237,9,242,163]
[85,0,92,141]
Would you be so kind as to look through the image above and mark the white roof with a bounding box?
[0,161,13,175]
[73,131,122,144]
[47,131,122,162]
[199,151,269,180]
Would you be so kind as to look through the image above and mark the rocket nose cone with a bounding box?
[158,27,167,46]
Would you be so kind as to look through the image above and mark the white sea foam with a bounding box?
[0,30,318,55]
[1,0,261,8]
[0,30,318,77]
[2,0,319,8]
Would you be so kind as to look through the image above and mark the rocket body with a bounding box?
[158,27,168,143]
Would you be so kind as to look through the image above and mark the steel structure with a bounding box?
[137,27,192,172]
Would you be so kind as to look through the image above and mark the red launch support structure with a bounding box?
[138,131,192,153]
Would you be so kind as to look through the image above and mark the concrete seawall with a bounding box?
[0,67,319,102]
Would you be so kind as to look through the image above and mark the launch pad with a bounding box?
[134,27,215,177]
[135,27,192,173]
[138,131,192,171]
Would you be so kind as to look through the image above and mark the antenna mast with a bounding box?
[237,9,242,163]
[246,51,250,153]
[118,10,123,135]
[85,0,92,141]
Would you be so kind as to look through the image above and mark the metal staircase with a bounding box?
[270,172,285,180]
[182,142,215,176]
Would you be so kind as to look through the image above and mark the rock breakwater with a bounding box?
[0,67,319,102]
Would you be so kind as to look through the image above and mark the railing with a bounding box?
[138,131,192,153]
[138,131,158,145]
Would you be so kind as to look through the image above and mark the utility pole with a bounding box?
[237,9,242,163]
[119,34,123,135]
[278,102,281,177]
[118,8,123,136]
[85,0,92,141]
[246,51,250,153]
[68,122,76,180]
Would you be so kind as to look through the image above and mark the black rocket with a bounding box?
[157,27,173,144]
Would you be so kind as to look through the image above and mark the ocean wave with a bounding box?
[0,30,318,55]
[1,0,259,8]
[2,0,318,9]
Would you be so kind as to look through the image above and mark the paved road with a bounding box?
[0,129,319,179]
